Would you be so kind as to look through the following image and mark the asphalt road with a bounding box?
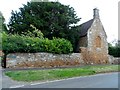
[1,69,119,88]
[20,72,119,88]
[2,69,29,88]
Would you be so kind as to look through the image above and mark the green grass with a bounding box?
[82,65,119,73]
[5,65,119,82]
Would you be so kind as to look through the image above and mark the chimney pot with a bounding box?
[93,8,99,18]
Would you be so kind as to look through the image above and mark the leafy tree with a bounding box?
[22,24,44,38]
[0,11,8,33]
[0,11,8,51]
[8,1,80,51]
[108,42,120,57]
[0,11,8,67]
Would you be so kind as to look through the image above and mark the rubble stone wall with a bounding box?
[6,53,84,68]
[5,52,118,68]
[80,18,109,64]
[108,55,120,64]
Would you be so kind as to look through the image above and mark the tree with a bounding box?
[8,1,80,51]
[0,11,7,33]
[0,11,8,68]
[0,11,8,51]
[108,41,120,57]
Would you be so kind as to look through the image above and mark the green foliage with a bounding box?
[0,12,8,50]
[2,33,73,54]
[0,11,8,33]
[7,2,80,52]
[22,24,44,38]
[0,32,2,50]
[108,43,120,57]
[45,38,73,54]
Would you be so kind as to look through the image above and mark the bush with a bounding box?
[0,32,2,50]
[45,38,73,54]
[2,33,73,54]
[108,46,120,57]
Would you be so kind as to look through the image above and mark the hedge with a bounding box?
[108,46,120,57]
[2,32,73,54]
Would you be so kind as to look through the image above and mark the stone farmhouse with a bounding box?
[76,8,109,64]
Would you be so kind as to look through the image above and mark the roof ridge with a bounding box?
[80,19,93,26]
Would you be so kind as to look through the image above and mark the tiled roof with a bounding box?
[79,19,94,37]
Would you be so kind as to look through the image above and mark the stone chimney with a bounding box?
[93,8,99,19]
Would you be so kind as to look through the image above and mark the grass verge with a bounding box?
[5,65,119,82]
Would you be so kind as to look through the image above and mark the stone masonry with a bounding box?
[6,53,84,68]
[77,8,109,64]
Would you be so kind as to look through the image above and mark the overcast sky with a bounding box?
[0,0,119,43]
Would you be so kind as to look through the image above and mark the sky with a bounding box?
[0,0,119,43]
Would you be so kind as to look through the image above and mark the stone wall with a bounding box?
[108,55,120,64]
[5,52,118,68]
[85,18,109,64]
[80,47,109,64]
[6,53,84,68]
[76,36,88,52]
[113,58,120,64]
[76,18,109,64]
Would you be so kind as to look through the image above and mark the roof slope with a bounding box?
[79,19,94,37]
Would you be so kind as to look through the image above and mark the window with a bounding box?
[95,36,101,47]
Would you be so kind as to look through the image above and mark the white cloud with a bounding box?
[0,0,118,42]
[0,0,30,23]
[59,0,118,42]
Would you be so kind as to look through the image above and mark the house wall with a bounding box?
[76,36,88,52]
[79,36,88,47]
[80,18,109,64]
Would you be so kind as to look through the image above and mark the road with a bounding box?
[1,70,119,88]
[20,72,119,88]
[2,69,29,88]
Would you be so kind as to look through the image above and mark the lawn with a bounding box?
[5,65,119,82]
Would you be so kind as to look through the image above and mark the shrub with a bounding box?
[45,38,73,54]
[2,33,73,54]
[0,32,2,50]
[108,46,120,57]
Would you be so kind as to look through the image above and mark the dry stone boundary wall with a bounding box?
[5,52,119,68]
[6,53,84,68]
